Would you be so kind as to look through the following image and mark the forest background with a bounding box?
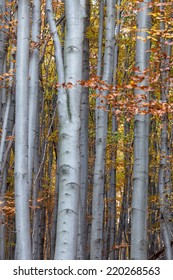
[0,0,173,260]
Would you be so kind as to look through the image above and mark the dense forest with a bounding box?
[0,0,173,260]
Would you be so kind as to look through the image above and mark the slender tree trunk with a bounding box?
[14,0,31,259]
[0,6,6,241]
[158,5,172,258]
[86,1,104,258]
[77,0,89,260]
[131,0,151,260]
[90,0,116,260]
[0,0,5,126]
[124,120,132,259]
[108,116,117,260]
[108,0,121,259]
[28,0,41,260]
[28,0,41,193]
[0,56,13,259]
[31,94,41,260]
[148,119,160,258]
[158,115,173,259]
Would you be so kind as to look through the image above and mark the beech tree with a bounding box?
[131,0,151,260]
[0,0,5,126]
[51,0,85,260]
[78,0,90,260]
[0,0,6,256]
[90,0,116,260]
[29,0,41,260]
[14,0,31,259]
[158,0,172,260]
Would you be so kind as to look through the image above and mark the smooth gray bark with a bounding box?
[14,0,31,259]
[27,0,41,260]
[0,88,11,174]
[31,86,41,260]
[0,55,13,259]
[158,7,172,258]
[108,0,121,260]
[28,0,41,193]
[90,0,116,260]
[131,0,151,260]
[77,0,89,260]
[148,120,160,258]
[158,115,173,260]
[123,120,131,259]
[0,0,5,127]
[0,16,16,182]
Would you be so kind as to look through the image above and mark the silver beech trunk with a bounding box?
[0,0,5,126]
[77,0,89,260]
[28,0,41,260]
[158,6,172,259]
[90,0,116,260]
[131,0,151,260]
[14,0,31,259]
[28,0,41,193]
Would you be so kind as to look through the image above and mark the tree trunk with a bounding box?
[90,0,116,260]
[158,4,172,258]
[0,0,5,126]
[131,0,151,260]
[77,0,89,260]
[28,0,41,193]
[27,0,41,260]
[14,0,31,260]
